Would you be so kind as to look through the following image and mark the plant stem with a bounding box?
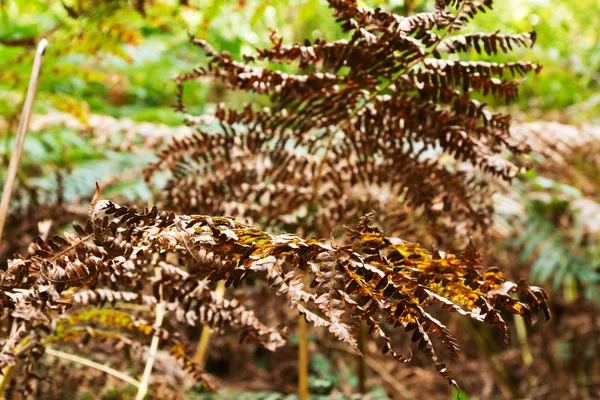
[45,347,141,388]
[298,314,309,400]
[358,322,367,394]
[295,134,339,400]
[298,5,469,399]
[135,267,166,400]
[194,280,226,367]
[513,314,537,389]
[513,314,533,365]
[0,38,47,244]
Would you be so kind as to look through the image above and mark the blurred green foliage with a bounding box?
[465,0,600,122]
[505,172,600,303]
[1,0,598,125]
[0,0,347,124]
[187,387,390,400]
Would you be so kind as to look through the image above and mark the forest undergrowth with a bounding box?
[1,0,598,399]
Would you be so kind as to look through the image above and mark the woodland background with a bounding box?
[0,0,599,399]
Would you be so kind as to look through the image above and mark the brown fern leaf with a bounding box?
[161,0,540,243]
[436,31,537,57]
[5,200,549,390]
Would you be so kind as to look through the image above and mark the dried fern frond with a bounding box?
[0,182,85,267]
[2,199,549,390]
[150,0,540,242]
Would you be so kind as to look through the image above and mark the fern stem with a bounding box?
[513,315,533,366]
[135,267,166,400]
[0,38,47,244]
[513,314,537,388]
[45,347,141,388]
[115,302,151,312]
[296,2,473,245]
[298,314,309,400]
[0,365,16,395]
[295,130,338,400]
[48,234,93,262]
[308,130,336,210]
[194,280,226,367]
[358,322,367,394]
[296,267,311,400]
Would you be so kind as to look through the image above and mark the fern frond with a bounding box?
[4,200,549,390]
[437,31,537,56]
[163,0,540,243]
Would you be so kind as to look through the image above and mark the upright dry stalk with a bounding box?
[298,315,309,400]
[0,39,48,243]
[194,280,226,366]
[295,132,338,400]
[135,267,165,400]
[358,322,367,394]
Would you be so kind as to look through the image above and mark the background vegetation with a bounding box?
[1,0,598,399]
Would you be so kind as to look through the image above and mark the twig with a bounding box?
[364,357,417,400]
[135,266,166,400]
[0,38,48,244]
[45,347,140,388]
[330,343,416,399]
